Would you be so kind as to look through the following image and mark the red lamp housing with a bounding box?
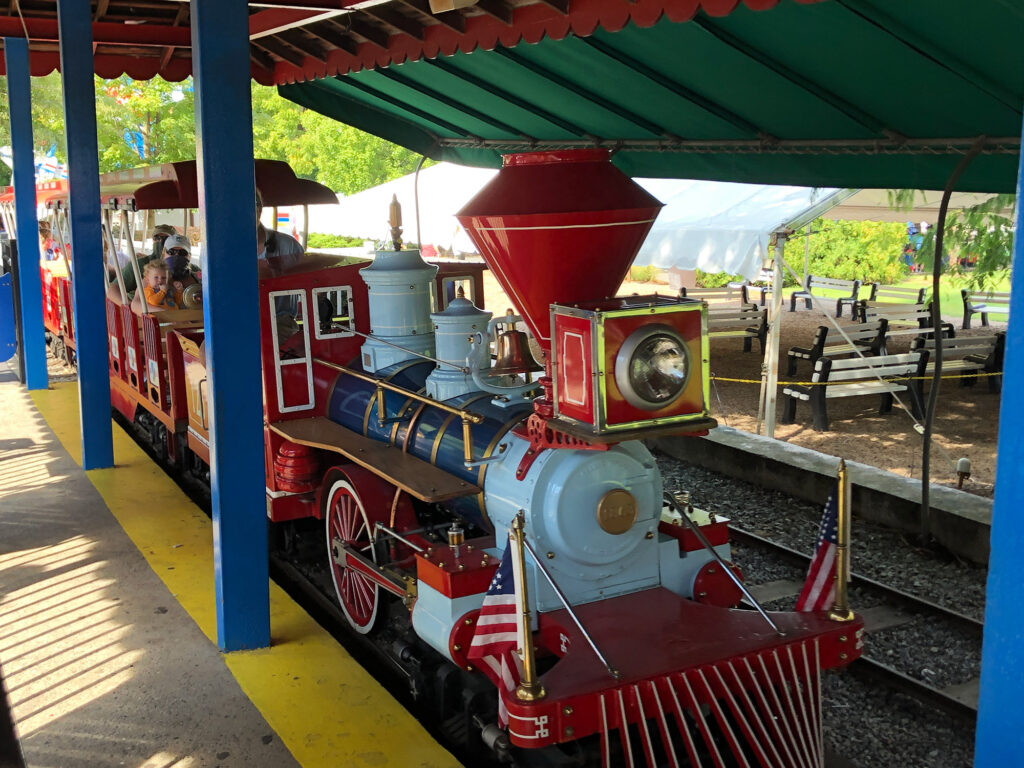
[550,295,712,436]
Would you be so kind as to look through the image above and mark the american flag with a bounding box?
[467,539,523,725]
[795,483,839,611]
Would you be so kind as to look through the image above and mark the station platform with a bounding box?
[0,363,459,768]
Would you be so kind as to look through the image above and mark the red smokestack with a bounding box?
[456,150,663,354]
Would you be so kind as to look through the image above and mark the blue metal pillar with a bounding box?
[55,0,114,470]
[191,0,270,650]
[4,37,48,390]
[975,123,1024,763]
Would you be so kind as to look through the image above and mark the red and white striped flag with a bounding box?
[467,537,523,725]
[795,483,839,611]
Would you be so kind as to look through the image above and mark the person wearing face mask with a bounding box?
[256,188,303,277]
[160,234,200,307]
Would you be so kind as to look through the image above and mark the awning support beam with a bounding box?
[191,0,270,652]
[3,37,47,391]
[57,0,114,470]
[975,101,1024,765]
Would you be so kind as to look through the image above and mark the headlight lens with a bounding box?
[629,334,688,404]
[614,324,691,411]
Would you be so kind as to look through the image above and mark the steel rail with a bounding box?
[848,657,978,721]
[730,526,981,721]
[729,526,983,631]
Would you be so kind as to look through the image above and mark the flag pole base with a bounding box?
[828,608,855,622]
[516,681,547,702]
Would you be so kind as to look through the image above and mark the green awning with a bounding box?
[280,0,1024,192]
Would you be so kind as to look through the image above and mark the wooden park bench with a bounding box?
[706,304,768,353]
[860,302,955,343]
[854,283,925,321]
[910,333,1005,393]
[789,275,863,317]
[785,319,889,376]
[739,267,775,307]
[781,350,929,432]
[961,289,1011,329]
[680,285,746,307]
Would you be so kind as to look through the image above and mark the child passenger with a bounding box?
[142,260,177,310]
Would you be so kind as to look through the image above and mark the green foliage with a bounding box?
[251,84,423,194]
[307,232,367,248]
[785,219,908,286]
[629,265,659,282]
[695,270,744,288]
[891,190,1016,291]
[0,75,422,196]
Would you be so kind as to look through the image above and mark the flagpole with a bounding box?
[829,459,855,623]
[511,512,546,702]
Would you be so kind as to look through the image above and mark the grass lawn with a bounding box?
[779,272,1011,323]
[898,273,1011,323]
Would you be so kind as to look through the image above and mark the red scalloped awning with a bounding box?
[267,0,823,84]
[0,0,818,86]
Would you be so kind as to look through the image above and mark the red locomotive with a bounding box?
[33,151,864,766]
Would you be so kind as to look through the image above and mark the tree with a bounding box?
[95,76,195,168]
[889,189,1016,289]
[251,82,423,194]
[0,74,422,194]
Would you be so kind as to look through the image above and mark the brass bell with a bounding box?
[489,329,544,377]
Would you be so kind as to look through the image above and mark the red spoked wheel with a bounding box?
[325,477,380,633]
[322,466,419,635]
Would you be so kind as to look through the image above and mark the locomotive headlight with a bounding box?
[614,324,690,411]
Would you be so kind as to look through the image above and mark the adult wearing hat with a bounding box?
[161,234,200,307]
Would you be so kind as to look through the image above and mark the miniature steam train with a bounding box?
[28,151,864,766]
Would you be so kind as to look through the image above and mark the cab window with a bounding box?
[312,286,354,339]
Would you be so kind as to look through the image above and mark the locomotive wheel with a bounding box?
[323,466,418,634]
[325,478,380,633]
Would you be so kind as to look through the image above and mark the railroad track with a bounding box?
[731,526,981,722]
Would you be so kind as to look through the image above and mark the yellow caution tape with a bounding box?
[710,372,1002,387]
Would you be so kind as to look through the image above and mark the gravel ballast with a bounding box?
[655,449,982,767]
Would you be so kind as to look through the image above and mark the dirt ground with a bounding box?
[481,271,1001,498]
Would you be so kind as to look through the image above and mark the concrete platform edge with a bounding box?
[30,381,460,768]
[651,426,992,565]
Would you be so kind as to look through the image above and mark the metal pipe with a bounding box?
[301,204,309,250]
[521,535,619,679]
[313,358,484,423]
[121,209,149,314]
[436,136,1020,154]
[668,492,785,636]
[829,460,855,623]
[54,208,74,283]
[510,513,545,702]
[331,323,468,372]
[103,210,128,303]
[373,523,425,553]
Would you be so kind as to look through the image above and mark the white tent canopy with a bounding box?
[306,162,497,253]
[307,162,999,278]
[631,181,843,280]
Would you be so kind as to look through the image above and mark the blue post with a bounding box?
[975,125,1024,762]
[56,0,114,470]
[191,0,270,650]
[4,38,48,390]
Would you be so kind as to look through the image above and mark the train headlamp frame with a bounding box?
[613,323,691,411]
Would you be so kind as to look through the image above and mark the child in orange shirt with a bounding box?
[142,260,177,310]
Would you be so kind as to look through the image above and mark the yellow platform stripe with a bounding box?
[32,382,460,768]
